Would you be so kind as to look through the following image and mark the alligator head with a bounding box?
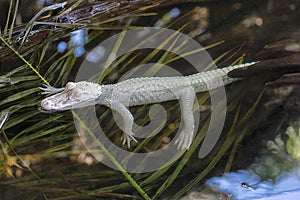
[40,81,102,111]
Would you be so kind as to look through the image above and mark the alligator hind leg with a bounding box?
[175,87,196,150]
[110,102,137,148]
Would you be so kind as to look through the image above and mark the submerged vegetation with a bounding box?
[0,0,299,199]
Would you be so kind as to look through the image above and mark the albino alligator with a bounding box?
[40,62,257,150]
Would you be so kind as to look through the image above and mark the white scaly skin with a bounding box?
[40,62,257,149]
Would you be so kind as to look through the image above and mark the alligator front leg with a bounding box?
[109,88,196,150]
[110,101,137,148]
[175,87,196,150]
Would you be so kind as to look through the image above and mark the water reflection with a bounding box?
[57,29,88,57]
[206,122,300,199]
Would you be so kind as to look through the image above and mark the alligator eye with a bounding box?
[65,82,76,91]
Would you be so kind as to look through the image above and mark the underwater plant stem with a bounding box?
[72,111,151,200]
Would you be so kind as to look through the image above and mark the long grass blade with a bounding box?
[0,36,49,86]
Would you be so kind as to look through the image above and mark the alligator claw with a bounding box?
[39,84,64,95]
[121,132,137,148]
